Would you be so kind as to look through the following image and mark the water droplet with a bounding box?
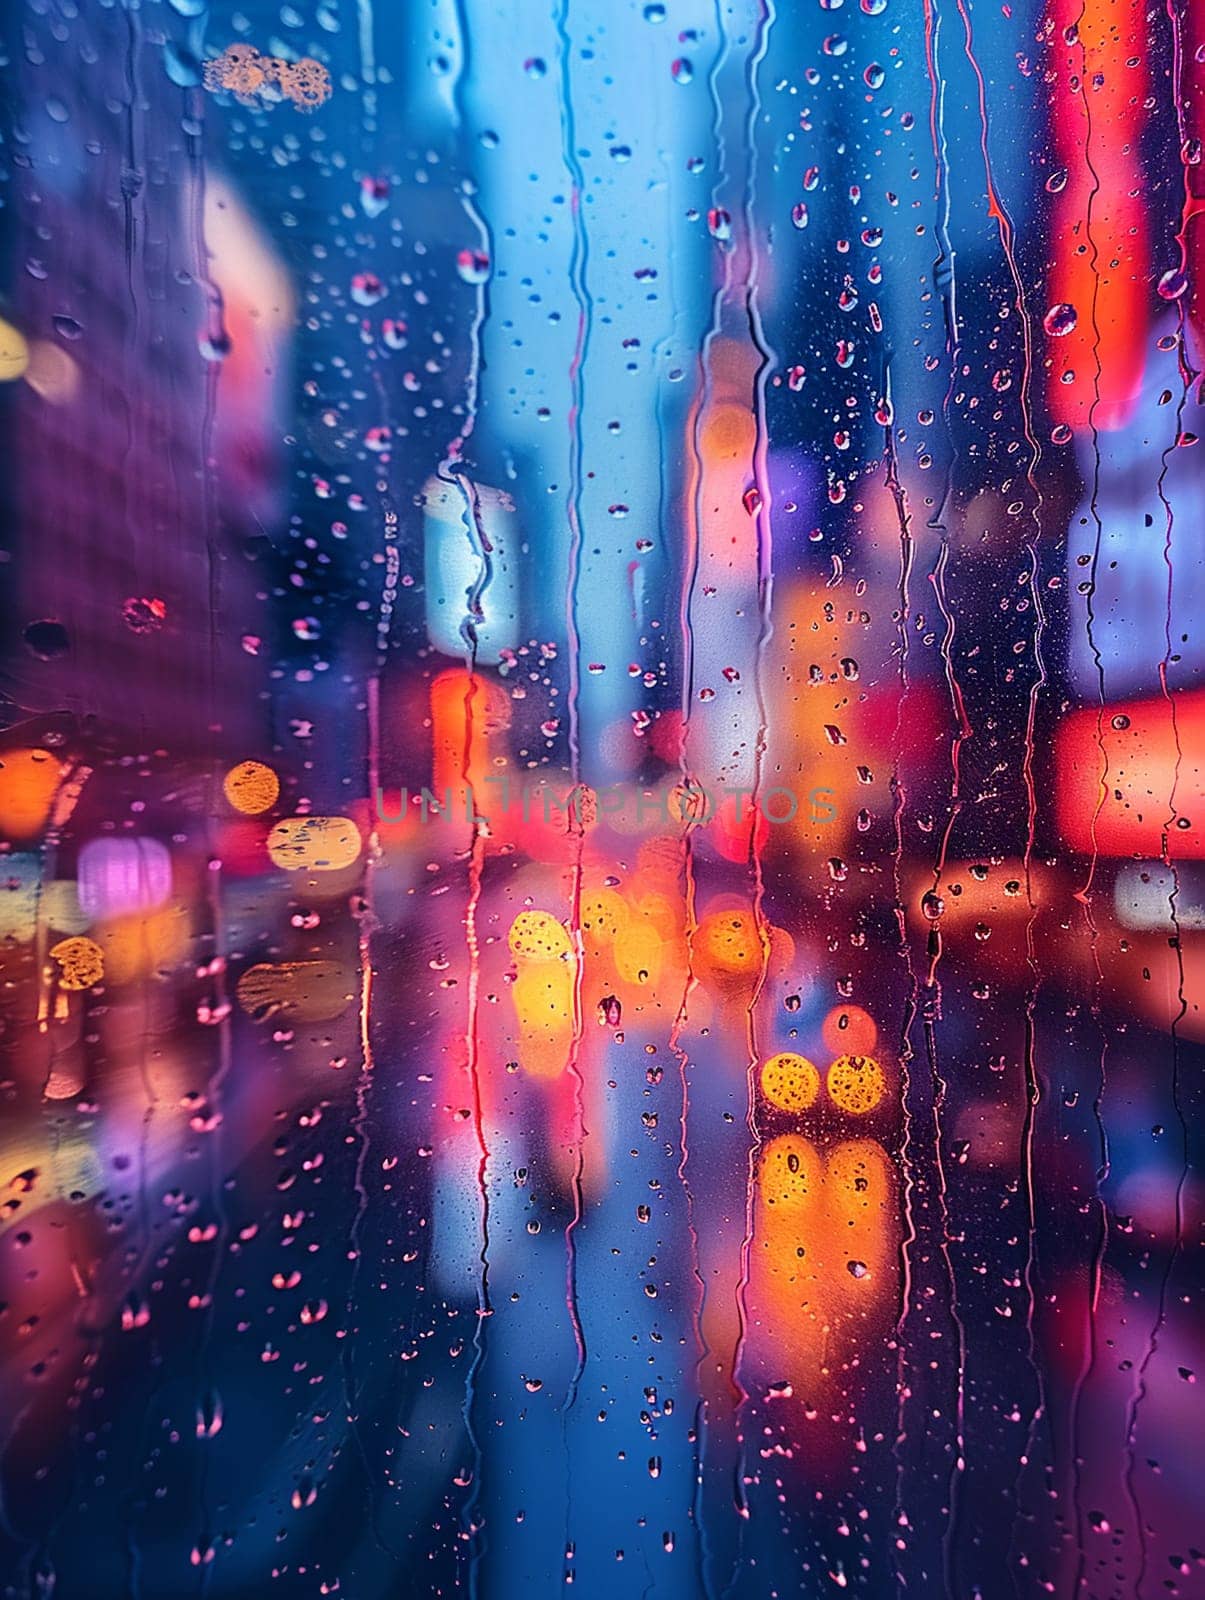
[196,1392,223,1438]
[360,176,389,217]
[1157,267,1188,301]
[1043,302,1077,337]
[351,272,386,307]
[456,249,491,284]
[164,42,202,87]
[198,330,232,362]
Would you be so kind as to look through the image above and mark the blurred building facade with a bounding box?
[0,0,284,758]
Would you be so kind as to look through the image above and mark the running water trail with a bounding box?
[881,358,923,1592]
[653,122,711,1578]
[340,673,405,1566]
[553,0,591,1424]
[1063,10,1114,1585]
[439,8,496,1588]
[885,0,970,1582]
[342,67,409,1543]
[355,0,376,125]
[725,5,777,1593]
[1121,15,1194,1548]
[952,0,1050,1576]
[429,458,497,1595]
[664,145,711,1575]
[669,387,711,1599]
[677,5,736,1589]
[914,0,972,1579]
[455,668,494,1599]
[1120,444,1189,1600]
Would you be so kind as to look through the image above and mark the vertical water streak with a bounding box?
[1114,13,1199,1589]
[440,8,496,1586]
[356,0,377,124]
[727,5,777,1586]
[882,357,924,1591]
[668,387,710,1596]
[553,0,591,1427]
[675,6,739,1580]
[915,3,973,1574]
[888,0,958,1578]
[1121,24,1193,1551]
[1064,9,1114,1584]
[953,2,1051,1570]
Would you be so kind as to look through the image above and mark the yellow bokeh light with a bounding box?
[613,922,663,987]
[236,960,353,1022]
[758,1133,822,1211]
[825,1138,890,1218]
[512,964,574,1077]
[760,1052,820,1115]
[0,748,64,839]
[267,816,361,871]
[578,888,629,945]
[97,903,190,984]
[826,1054,887,1115]
[49,935,105,991]
[697,909,763,974]
[223,760,280,815]
[507,910,572,962]
[0,319,30,382]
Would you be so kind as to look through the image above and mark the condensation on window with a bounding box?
[0,0,1201,1595]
